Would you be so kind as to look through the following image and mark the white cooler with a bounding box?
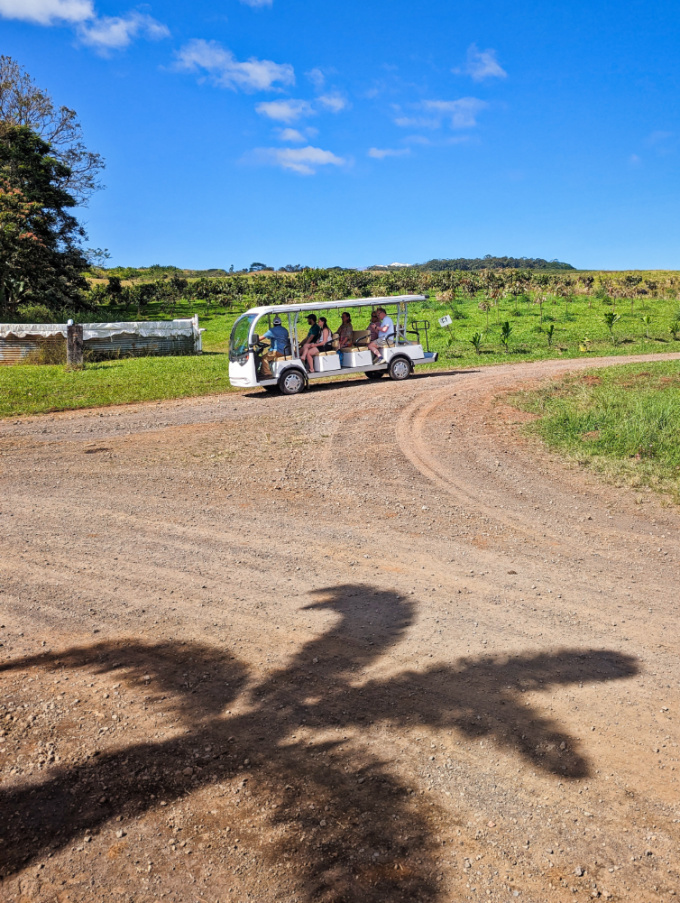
[313,352,341,372]
[339,349,373,367]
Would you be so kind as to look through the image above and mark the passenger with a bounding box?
[367,311,380,344]
[336,312,354,352]
[302,316,333,372]
[300,314,320,351]
[367,306,395,364]
[299,314,320,370]
[259,315,291,379]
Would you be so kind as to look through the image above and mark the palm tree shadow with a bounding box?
[0,583,638,900]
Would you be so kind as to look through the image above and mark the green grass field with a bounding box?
[505,360,680,500]
[2,291,680,418]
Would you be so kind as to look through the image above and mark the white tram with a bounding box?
[228,294,438,395]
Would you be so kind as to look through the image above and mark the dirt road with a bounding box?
[1,352,679,903]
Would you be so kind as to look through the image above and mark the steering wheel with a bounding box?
[251,340,269,353]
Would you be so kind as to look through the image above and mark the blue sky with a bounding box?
[1,0,679,269]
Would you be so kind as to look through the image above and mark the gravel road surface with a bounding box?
[1,352,679,903]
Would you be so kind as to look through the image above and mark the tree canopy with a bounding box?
[0,56,104,205]
[410,255,575,272]
[0,124,89,319]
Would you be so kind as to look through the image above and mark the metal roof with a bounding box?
[242,294,426,317]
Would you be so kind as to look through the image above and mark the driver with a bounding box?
[259,315,291,378]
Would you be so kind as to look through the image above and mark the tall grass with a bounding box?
[506,362,680,499]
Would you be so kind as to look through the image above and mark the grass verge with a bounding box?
[3,292,680,418]
[0,354,237,418]
[505,360,680,501]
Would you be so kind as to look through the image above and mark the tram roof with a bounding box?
[242,295,426,318]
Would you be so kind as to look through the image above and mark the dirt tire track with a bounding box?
[1,352,680,903]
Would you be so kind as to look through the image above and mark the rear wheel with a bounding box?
[278,368,306,395]
[388,356,411,381]
[365,370,385,380]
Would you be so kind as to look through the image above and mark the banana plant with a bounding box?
[469,331,483,355]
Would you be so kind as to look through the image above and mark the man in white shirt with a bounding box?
[368,307,394,363]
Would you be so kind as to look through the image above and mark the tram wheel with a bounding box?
[278,368,307,395]
[388,356,412,381]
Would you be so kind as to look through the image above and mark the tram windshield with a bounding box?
[229,314,258,361]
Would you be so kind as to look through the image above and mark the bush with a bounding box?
[14,302,55,323]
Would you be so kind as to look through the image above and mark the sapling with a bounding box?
[500,320,512,353]
[469,331,483,355]
[668,321,680,341]
[642,314,652,341]
[546,324,555,347]
[603,311,621,344]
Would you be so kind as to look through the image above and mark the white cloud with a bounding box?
[394,115,440,130]
[176,39,294,92]
[253,145,346,175]
[423,98,487,128]
[256,99,314,123]
[317,92,348,113]
[278,128,306,143]
[0,0,93,24]
[629,153,642,166]
[306,67,325,91]
[403,134,431,146]
[368,147,410,159]
[79,11,168,50]
[456,44,507,81]
[240,0,273,6]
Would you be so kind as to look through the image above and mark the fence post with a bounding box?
[66,319,84,367]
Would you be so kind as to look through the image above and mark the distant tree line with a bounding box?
[410,256,575,272]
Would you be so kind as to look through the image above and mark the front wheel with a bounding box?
[388,356,411,381]
[278,368,307,395]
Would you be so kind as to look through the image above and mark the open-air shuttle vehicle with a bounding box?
[228,294,438,395]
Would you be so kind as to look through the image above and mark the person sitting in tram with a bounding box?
[300,314,321,352]
[368,310,380,344]
[301,316,333,372]
[259,315,291,378]
[367,306,395,364]
[336,312,354,355]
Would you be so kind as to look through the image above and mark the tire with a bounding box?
[278,368,307,395]
[388,356,412,381]
[365,370,385,380]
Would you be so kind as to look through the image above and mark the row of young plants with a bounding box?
[11,264,680,325]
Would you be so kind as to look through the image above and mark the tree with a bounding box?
[0,56,104,204]
[0,124,89,318]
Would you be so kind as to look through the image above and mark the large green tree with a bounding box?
[0,124,89,319]
[0,56,104,205]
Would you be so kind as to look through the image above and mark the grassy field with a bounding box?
[505,360,680,500]
[2,290,680,418]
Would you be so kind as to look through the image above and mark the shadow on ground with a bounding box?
[0,583,637,901]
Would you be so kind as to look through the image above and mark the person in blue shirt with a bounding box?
[259,315,291,378]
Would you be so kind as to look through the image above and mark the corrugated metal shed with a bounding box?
[0,335,65,365]
[0,318,202,365]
